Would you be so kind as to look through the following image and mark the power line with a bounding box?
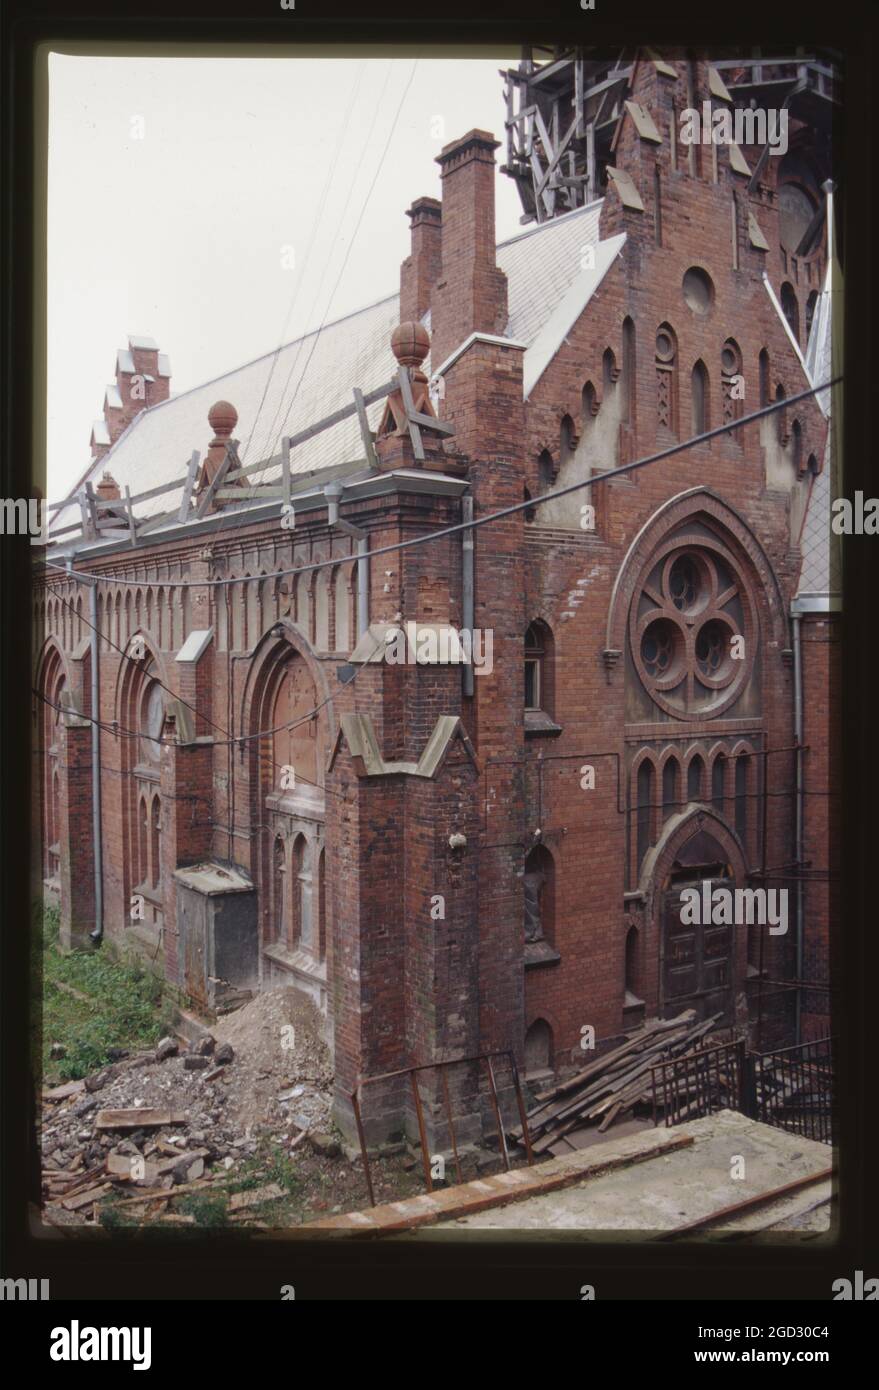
[271,60,418,453]
[34,581,393,755]
[240,64,368,471]
[38,375,841,591]
[256,62,395,463]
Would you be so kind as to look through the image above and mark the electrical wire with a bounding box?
[38,375,841,591]
[34,581,393,758]
[240,64,368,470]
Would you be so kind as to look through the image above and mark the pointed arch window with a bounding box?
[712,754,727,810]
[780,282,800,344]
[691,359,709,436]
[735,754,750,845]
[636,760,654,869]
[662,758,680,822]
[688,755,705,802]
[622,317,636,425]
[524,620,555,723]
[140,674,165,765]
[150,796,161,888]
[273,835,286,943]
[721,339,744,429]
[759,349,770,408]
[138,795,149,889]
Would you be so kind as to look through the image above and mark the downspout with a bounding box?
[323,481,369,638]
[81,572,104,943]
[792,610,804,1043]
[462,494,475,698]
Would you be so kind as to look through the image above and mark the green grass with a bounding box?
[39,907,174,1083]
[176,1191,230,1227]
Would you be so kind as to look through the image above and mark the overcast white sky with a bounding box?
[46,52,525,498]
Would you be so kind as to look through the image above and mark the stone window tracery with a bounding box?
[655,323,678,433]
[630,543,753,720]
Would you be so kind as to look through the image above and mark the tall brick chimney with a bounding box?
[430,130,508,373]
[89,335,171,459]
[400,197,442,324]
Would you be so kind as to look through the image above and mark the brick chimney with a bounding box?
[400,197,442,324]
[430,130,508,373]
[90,335,171,458]
[95,470,121,503]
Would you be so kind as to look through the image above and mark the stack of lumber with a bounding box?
[511,1011,724,1154]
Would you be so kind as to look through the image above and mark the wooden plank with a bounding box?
[178,449,201,523]
[353,389,378,470]
[111,1174,227,1206]
[406,410,455,436]
[195,441,236,519]
[124,486,137,547]
[225,378,397,486]
[62,1183,113,1211]
[44,1079,86,1101]
[132,510,178,538]
[82,482,98,542]
[215,486,285,501]
[397,366,424,461]
[95,1108,187,1130]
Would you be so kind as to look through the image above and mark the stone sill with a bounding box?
[524,940,561,970]
[524,710,563,739]
[263,942,327,983]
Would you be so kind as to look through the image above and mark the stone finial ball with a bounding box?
[208,400,238,435]
[391,321,430,368]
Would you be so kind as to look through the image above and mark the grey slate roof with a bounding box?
[50,201,604,541]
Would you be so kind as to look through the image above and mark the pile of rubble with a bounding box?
[40,987,336,1223]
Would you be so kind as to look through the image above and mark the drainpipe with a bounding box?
[792,610,804,1042]
[462,495,475,698]
[71,566,103,944]
[323,481,368,638]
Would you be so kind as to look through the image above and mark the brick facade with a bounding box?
[36,57,835,1147]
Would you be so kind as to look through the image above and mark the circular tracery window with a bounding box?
[630,544,754,719]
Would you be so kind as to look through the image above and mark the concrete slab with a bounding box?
[432,1112,834,1237]
[306,1110,835,1241]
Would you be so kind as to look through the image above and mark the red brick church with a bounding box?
[35,52,838,1146]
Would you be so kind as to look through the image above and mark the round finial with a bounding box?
[391,321,430,368]
[208,400,238,437]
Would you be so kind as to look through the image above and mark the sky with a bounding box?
[46,52,525,499]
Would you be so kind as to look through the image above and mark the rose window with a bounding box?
[630,545,753,718]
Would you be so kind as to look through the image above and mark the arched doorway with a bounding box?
[660,827,736,1025]
[244,627,331,1010]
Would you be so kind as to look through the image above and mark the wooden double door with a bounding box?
[659,872,734,1028]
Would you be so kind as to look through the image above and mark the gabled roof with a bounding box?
[50,201,605,541]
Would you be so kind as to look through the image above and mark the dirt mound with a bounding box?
[211,987,333,1130]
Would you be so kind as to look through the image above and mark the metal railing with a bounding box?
[751,1037,834,1145]
[651,1034,834,1145]
[651,1036,747,1129]
[351,1050,534,1208]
